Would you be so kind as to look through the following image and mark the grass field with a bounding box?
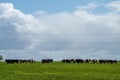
[0,62,120,80]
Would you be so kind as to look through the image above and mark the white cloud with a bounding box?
[106,1,120,12]
[0,3,46,50]
[0,3,120,60]
[76,3,97,11]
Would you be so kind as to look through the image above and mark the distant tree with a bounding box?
[0,55,3,61]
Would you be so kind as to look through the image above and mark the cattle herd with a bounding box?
[61,59,117,64]
[5,59,36,64]
[4,59,117,64]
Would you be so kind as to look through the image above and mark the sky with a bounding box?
[0,0,120,61]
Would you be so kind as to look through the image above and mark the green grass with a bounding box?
[0,62,120,80]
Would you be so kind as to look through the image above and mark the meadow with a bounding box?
[0,62,120,80]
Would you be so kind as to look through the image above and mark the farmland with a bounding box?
[0,62,120,80]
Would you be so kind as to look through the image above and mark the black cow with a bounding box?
[92,59,98,64]
[42,59,53,63]
[99,59,117,64]
[76,59,84,63]
[61,59,76,63]
[5,59,36,64]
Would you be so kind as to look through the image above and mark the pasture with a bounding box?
[0,62,120,80]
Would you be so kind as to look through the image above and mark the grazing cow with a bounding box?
[5,59,36,64]
[66,59,71,63]
[99,59,117,64]
[92,59,98,64]
[113,60,117,64]
[61,59,76,63]
[42,59,53,63]
[85,59,89,63]
[62,59,66,63]
[61,59,117,64]
[71,59,76,63]
[85,59,92,63]
[75,59,84,63]
[109,60,117,64]
[5,59,19,64]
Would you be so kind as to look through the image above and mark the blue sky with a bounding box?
[0,0,116,13]
[0,0,120,60]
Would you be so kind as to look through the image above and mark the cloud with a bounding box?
[106,1,120,12]
[0,3,46,50]
[76,3,97,11]
[0,2,120,60]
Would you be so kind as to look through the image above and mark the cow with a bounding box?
[75,59,84,63]
[85,59,92,63]
[99,59,117,64]
[42,59,53,63]
[61,59,76,63]
[5,59,36,64]
[92,59,98,64]
[5,59,19,64]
